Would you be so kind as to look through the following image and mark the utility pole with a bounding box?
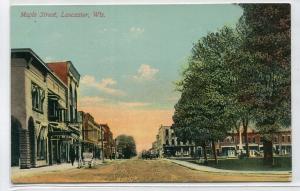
[101,125,104,163]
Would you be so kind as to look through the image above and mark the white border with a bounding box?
[1,0,300,191]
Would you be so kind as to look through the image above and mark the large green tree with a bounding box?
[173,27,240,164]
[239,4,291,165]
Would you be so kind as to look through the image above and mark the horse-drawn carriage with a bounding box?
[82,152,95,168]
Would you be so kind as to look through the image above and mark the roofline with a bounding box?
[47,60,81,82]
[11,48,68,89]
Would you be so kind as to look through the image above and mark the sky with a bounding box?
[11,4,243,152]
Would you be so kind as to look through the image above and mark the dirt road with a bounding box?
[12,158,291,183]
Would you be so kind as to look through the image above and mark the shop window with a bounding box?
[37,127,47,160]
[31,83,45,113]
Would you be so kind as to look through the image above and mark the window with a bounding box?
[287,136,291,143]
[282,136,285,142]
[31,83,45,113]
[48,99,58,119]
[37,126,47,160]
[253,137,256,143]
[69,85,73,105]
[171,139,175,145]
[165,129,169,136]
[74,89,77,106]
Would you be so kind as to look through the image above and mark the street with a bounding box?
[11,158,291,183]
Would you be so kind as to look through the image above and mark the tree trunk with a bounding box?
[242,118,249,157]
[201,143,208,165]
[211,140,218,165]
[263,138,273,166]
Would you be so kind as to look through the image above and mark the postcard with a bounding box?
[10,3,291,183]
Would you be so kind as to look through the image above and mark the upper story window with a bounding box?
[69,84,73,105]
[31,83,45,113]
[75,89,77,106]
[287,136,291,143]
[165,129,169,136]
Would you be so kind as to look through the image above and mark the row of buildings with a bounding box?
[150,125,292,158]
[11,48,115,169]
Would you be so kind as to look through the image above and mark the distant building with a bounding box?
[154,125,196,158]
[152,124,291,159]
[79,111,102,159]
[101,124,115,159]
[218,126,292,157]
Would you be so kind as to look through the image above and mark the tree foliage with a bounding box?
[116,135,137,159]
[173,4,291,165]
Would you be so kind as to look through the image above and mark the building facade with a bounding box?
[101,124,115,159]
[154,125,196,158]
[11,49,81,168]
[152,124,291,159]
[80,111,102,159]
[47,60,82,165]
[218,126,292,157]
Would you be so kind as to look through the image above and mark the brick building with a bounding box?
[218,126,292,157]
[101,124,115,159]
[79,111,102,159]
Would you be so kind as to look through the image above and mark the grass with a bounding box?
[190,157,292,171]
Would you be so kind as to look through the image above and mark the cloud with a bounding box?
[78,96,151,109]
[132,64,159,81]
[118,101,151,108]
[80,75,125,96]
[129,27,145,34]
[78,96,106,107]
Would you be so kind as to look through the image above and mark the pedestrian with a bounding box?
[69,145,76,166]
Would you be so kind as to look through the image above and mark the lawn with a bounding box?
[190,157,292,171]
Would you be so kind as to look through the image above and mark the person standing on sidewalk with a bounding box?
[69,145,76,166]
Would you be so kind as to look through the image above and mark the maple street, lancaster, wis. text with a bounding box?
[20,11,105,18]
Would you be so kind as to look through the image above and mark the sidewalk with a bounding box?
[11,159,105,178]
[165,158,292,175]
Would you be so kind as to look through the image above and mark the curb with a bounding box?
[165,159,292,176]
